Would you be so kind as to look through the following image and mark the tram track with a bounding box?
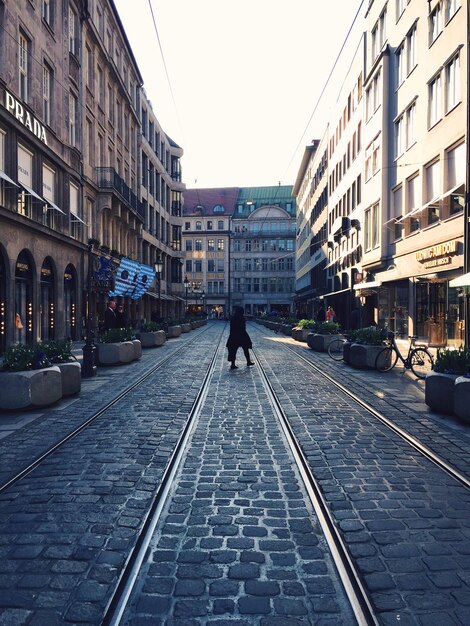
[278,340,470,491]
[0,323,216,496]
[252,347,379,626]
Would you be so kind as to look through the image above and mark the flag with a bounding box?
[108,258,155,300]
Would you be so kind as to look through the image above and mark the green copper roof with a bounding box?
[237,185,295,206]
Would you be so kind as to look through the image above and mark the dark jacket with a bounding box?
[115,309,127,328]
[226,309,252,351]
[104,306,117,331]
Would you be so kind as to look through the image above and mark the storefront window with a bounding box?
[40,258,55,341]
[15,250,34,344]
[378,282,409,335]
[0,253,6,354]
[416,281,446,346]
[64,264,77,340]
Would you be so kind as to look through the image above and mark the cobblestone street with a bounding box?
[0,321,469,625]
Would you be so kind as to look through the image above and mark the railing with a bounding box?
[95,167,144,219]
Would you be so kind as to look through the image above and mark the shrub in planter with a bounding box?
[307,322,341,352]
[100,327,136,343]
[433,346,470,376]
[137,322,166,348]
[349,327,388,369]
[98,328,140,364]
[41,340,80,396]
[292,319,317,342]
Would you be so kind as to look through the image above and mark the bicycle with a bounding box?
[375,331,434,379]
[327,336,347,361]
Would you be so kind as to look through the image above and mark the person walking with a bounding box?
[104,299,117,331]
[226,306,254,370]
[115,304,127,328]
[316,306,326,322]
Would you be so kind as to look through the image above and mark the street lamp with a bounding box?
[184,276,189,315]
[82,242,97,378]
[154,256,163,321]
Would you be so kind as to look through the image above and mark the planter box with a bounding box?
[0,366,62,410]
[282,324,293,336]
[292,327,311,342]
[343,341,352,364]
[454,376,470,422]
[58,361,81,396]
[138,330,166,348]
[167,325,182,338]
[132,339,142,360]
[307,333,338,352]
[349,343,385,369]
[425,371,457,415]
[97,341,139,365]
[181,323,192,333]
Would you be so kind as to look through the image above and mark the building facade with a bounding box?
[0,0,185,354]
[294,0,467,346]
[182,188,238,317]
[231,186,297,316]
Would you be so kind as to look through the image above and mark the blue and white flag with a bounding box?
[108,258,155,300]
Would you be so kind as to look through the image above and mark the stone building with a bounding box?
[182,188,238,317]
[230,186,297,317]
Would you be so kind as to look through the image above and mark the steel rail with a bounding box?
[280,342,470,491]
[102,325,224,626]
[252,348,379,626]
[0,324,215,496]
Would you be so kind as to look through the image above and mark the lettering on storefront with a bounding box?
[415,240,458,263]
[422,257,452,269]
[4,91,48,145]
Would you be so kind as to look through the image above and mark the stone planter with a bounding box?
[58,361,81,396]
[282,324,293,336]
[454,376,470,422]
[138,330,166,348]
[342,341,352,364]
[292,327,311,342]
[349,343,385,369]
[425,371,457,415]
[307,333,338,352]
[181,323,192,333]
[167,325,182,338]
[132,339,142,360]
[0,366,62,410]
[97,341,139,365]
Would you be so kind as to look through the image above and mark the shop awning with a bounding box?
[46,200,65,214]
[449,273,470,287]
[20,182,45,202]
[354,280,382,290]
[319,287,351,299]
[70,211,87,224]
[0,170,18,186]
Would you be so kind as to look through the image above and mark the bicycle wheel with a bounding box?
[375,347,398,372]
[328,337,346,361]
[410,348,434,379]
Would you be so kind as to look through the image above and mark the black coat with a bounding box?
[226,315,252,351]
[104,307,117,331]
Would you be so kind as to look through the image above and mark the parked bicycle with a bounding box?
[327,336,347,361]
[375,331,434,379]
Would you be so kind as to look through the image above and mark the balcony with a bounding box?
[96,167,144,220]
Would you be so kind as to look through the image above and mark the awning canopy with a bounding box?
[354,280,382,290]
[449,273,470,287]
[319,287,351,299]
[20,182,45,202]
[46,200,65,214]
[0,170,18,186]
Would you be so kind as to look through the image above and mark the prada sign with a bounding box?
[3,90,48,145]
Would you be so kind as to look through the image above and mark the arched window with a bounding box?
[15,250,34,344]
[40,257,55,341]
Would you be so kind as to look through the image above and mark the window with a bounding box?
[69,92,77,147]
[396,44,404,88]
[185,239,193,252]
[407,174,420,233]
[445,54,461,112]
[19,32,29,102]
[430,3,442,44]
[366,71,381,121]
[185,260,192,273]
[42,164,56,228]
[207,259,215,272]
[406,24,417,74]
[445,0,460,22]
[217,220,224,229]
[194,260,202,272]
[43,0,51,26]
[392,186,403,240]
[217,239,224,251]
[446,142,465,215]
[207,239,215,251]
[396,0,405,19]
[429,73,442,126]
[371,10,386,60]
[425,160,441,224]
[86,44,93,88]
[185,221,190,230]
[68,7,77,55]
[207,220,213,230]
[405,101,416,148]
[195,239,202,251]
[213,204,224,212]
[364,203,379,251]
[217,260,224,272]
[195,221,202,230]
[395,116,404,158]
[69,182,82,239]
[43,63,52,125]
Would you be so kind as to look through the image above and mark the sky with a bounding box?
[114,0,366,189]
